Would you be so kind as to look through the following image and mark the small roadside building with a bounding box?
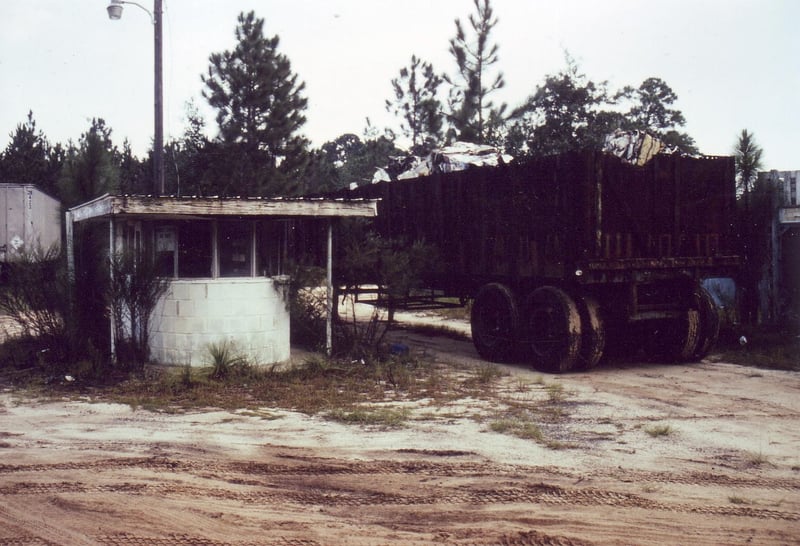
[66,194,378,366]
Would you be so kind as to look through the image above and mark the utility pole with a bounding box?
[107,0,165,195]
[154,0,164,195]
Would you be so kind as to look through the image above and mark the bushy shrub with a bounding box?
[0,245,71,368]
[287,265,328,351]
[107,250,170,370]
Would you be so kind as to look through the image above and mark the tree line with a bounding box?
[0,1,768,208]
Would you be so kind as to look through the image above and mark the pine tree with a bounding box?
[0,111,63,196]
[202,11,309,196]
[117,140,148,195]
[385,55,444,155]
[58,118,119,207]
[445,0,505,144]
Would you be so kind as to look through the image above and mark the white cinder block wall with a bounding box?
[149,278,290,366]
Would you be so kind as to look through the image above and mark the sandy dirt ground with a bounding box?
[1,311,799,545]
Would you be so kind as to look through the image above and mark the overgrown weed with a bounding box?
[545,382,566,403]
[489,418,544,442]
[645,423,675,438]
[468,363,505,386]
[743,450,771,468]
[327,406,410,427]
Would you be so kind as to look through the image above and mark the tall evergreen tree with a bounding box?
[58,118,119,208]
[295,147,341,195]
[202,11,309,196]
[385,55,444,155]
[117,140,148,195]
[58,119,121,356]
[445,0,506,144]
[0,111,63,196]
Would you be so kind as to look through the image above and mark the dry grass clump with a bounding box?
[644,423,676,438]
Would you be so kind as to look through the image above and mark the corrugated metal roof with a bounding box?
[68,193,379,223]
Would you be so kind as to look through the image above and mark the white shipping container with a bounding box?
[0,184,61,262]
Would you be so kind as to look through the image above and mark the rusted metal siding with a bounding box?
[344,151,737,295]
[590,153,736,261]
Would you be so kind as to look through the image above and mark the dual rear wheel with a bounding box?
[470,283,718,372]
[471,284,605,373]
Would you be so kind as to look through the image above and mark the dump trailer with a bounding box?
[340,151,739,372]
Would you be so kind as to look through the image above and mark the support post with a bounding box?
[65,211,75,287]
[108,219,116,362]
[65,211,75,354]
[326,219,333,356]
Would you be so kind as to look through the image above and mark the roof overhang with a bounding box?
[68,194,379,223]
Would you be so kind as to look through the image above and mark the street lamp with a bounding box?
[106,0,165,196]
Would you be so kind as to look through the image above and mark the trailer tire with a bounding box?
[471,283,519,362]
[691,286,720,361]
[522,286,582,373]
[676,309,701,362]
[647,310,700,363]
[576,295,605,369]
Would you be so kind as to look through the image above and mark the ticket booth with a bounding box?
[66,194,377,366]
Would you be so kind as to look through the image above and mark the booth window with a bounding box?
[259,220,289,276]
[155,225,176,277]
[219,221,253,277]
[178,221,212,277]
[154,221,212,278]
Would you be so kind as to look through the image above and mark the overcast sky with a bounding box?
[2,0,798,170]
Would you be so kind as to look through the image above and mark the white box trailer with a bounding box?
[0,184,61,262]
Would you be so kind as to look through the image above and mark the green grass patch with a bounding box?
[327,406,410,427]
[490,419,535,439]
[470,363,505,385]
[545,382,566,403]
[489,417,545,442]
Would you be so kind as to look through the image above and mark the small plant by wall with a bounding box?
[207,340,250,380]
